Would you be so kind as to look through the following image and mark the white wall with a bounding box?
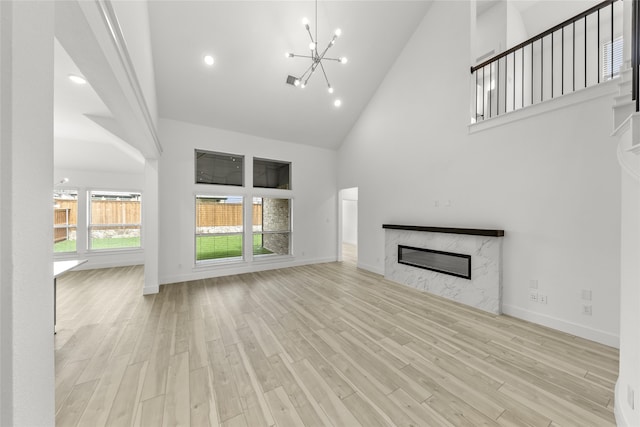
[53,168,145,270]
[158,118,338,284]
[474,1,506,61]
[342,200,358,245]
[0,1,55,424]
[338,0,620,347]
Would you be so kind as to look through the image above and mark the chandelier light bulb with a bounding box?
[294,79,300,86]
[309,42,316,50]
[328,86,334,94]
[334,99,342,107]
[340,57,348,64]
[300,82,306,89]
[335,28,342,37]
[285,52,292,58]
[302,17,310,27]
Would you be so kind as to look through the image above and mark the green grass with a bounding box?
[55,235,272,260]
[54,237,140,253]
[196,234,271,261]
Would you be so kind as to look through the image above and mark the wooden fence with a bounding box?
[90,200,141,225]
[54,199,262,242]
[197,202,262,227]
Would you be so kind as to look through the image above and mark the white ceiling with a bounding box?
[147,1,433,149]
[54,39,145,174]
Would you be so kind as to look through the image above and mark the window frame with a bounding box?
[195,149,245,187]
[253,157,291,190]
[195,194,245,264]
[53,189,79,254]
[251,196,292,258]
[87,189,143,252]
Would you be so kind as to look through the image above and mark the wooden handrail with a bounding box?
[471,0,618,73]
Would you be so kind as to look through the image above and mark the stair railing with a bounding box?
[471,0,621,122]
[633,0,639,111]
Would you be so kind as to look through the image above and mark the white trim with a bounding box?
[143,285,159,295]
[160,256,336,285]
[95,0,161,155]
[357,261,384,276]
[615,380,631,427]
[469,79,619,134]
[502,304,619,348]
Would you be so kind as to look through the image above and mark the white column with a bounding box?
[143,159,160,294]
[0,1,55,425]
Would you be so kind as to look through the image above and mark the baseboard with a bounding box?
[357,261,384,275]
[159,256,337,285]
[143,285,159,295]
[502,304,620,348]
[615,380,626,427]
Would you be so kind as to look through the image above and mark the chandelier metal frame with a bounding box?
[286,0,347,92]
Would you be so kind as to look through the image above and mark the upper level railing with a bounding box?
[471,0,622,123]
[633,0,640,111]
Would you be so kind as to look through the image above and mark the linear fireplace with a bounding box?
[398,245,471,279]
[383,224,504,314]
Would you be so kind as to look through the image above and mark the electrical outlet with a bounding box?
[582,304,592,315]
[529,292,538,302]
[582,289,592,301]
[529,279,538,290]
[539,294,548,304]
[628,385,635,410]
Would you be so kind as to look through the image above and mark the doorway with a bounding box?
[339,187,358,265]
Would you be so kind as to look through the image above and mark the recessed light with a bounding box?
[68,74,87,85]
[203,55,215,66]
[334,99,342,108]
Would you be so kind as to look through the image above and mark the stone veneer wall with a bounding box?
[262,198,290,255]
[384,229,503,314]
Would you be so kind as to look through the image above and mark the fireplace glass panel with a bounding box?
[398,245,471,279]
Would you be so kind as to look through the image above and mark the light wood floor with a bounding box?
[55,262,619,426]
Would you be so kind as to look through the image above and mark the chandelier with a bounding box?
[285,0,348,98]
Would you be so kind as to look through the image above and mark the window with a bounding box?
[196,150,244,186]
[89,191,141,250]
[196,195,244,261]
[53,190,78,253]
[253,158,290,189]
[602,36,623,80]
[253,197,291,256]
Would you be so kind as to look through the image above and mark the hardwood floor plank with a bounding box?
[106,360,147,426]
[55,264,618,427]
[163,351,191,427]
[56,379,99,427]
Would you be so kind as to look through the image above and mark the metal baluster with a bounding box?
[562,27,565,95]
[551,32,554,98]
[584,17,587,87]
[489,63,492,117]
[597,9,600,83]
[522,47,524,108]
[531,43,534,104]
[573,22,576,92]
[482,67,487,120]
[513,52,516,111]
[606,3,615,81]
[541,37,544,101]
[497,58,500,115]
[475,70,478,121]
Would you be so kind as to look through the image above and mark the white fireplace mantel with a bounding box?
[383,224,504,315]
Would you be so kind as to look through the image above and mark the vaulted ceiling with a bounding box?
[146,1,433,149]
